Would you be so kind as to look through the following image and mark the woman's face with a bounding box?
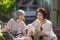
[37,12,44,20]
[18,13,25,20]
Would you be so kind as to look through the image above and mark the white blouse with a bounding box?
[31,19,56,37]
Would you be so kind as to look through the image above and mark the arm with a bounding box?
[27,24,35,36]
[22,22,28,36]
[3,19,13,32]
[2,27,9,32]
[39,30,48,37]
[28,19,40,36]
[29,31,33,36]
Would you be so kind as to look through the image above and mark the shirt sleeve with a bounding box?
[22,22,27,34]
[27,24,35,35]
[43,21,53,36]
[27,19,40,35]
[32,19,39,27]
[27,19,38,33]
[6,19,13,30]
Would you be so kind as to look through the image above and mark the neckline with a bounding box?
[14,19,23,25]
[38,19,47,26]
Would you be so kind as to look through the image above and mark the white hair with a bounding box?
[14,10,25,20]
[17,10,25,15]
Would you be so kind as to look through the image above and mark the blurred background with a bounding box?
[0,0,60,29]
[0,0,60,40]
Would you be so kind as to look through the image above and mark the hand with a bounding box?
[23,33,28,36]
[39,31,48,37]
[29,31,33,36]
[39,30,42,33]
[34,30,39,34]
[2,28,9,32]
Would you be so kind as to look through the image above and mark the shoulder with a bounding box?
[8,18,14,23]
[46,19,52,25]
[10,18,14,21]
[32,19,39,24]
[21,21,25,24]
[33,19,39,23]
[21,21,26,26]
[31,19,40,27]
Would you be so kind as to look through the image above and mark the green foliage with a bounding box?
[0,0,15,22]
[0,0,15,12]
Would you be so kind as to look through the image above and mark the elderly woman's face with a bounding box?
[37,12,44,20]
[19,13,25,20]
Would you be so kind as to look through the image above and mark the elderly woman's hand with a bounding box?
[2,27,9,32]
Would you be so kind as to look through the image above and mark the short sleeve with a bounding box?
[6,19,13,30]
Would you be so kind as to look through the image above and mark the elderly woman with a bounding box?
[4,10,27,38]
[29,8,57,40]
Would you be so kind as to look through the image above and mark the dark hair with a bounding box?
[36,8,48,19]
